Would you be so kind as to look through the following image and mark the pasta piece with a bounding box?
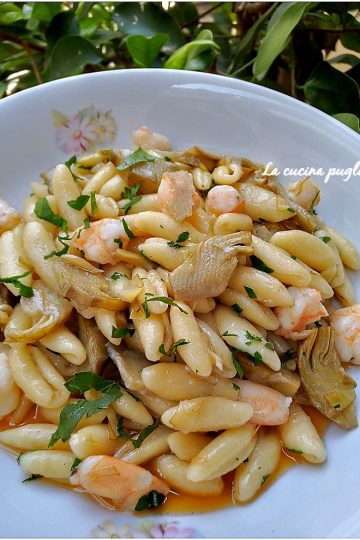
[0,351,21,419]
[52,164,87,230]
[152,454,224,496]
[187,424,256,481]
[0,198,21,234]
[295,259,334,299]
[8,344,70,408]
[167,432,212,462]
[0,226,32,296]
[322,225,360,270]
[0,424,69,451]
[82,162,118,195]
[252,235,311,287]
[9,394,33,426]
[112,389,153,427]
[18,450,75,480]
[39,326,87,365]
[233,429,281,502]
[121,426,172,465]
[69,425,125,459]
[218,288,279,331]
[132,311,167,362]
[213,157,242,185]
[170,302,213,376]
[229,266,294,308]
[213,213,253,234]
[196,318,236,377]
[335,271,356,307]
[238,184,294,222]
[214,305,281,371]
[314,229,344,287]
[124,212,206,243]
[161,397,253,433]
[137,238,186,271]
[279,404,326,464]
[99,174,128,201]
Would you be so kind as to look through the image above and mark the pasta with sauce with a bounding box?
[0,126,358,512]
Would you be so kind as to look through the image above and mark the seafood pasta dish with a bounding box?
[0,126,358,513]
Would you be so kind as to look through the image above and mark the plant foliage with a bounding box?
[1,2,359,131]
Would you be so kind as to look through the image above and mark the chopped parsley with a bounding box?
[261,474,270,486]
[23,474,42,483]
[49,373,122,446]
[116,417,159,448]
[159,339,190,357]
[111,326,135,339]
[253,351,263,365]
[334,403,341,409]
[232,303,243,314]
[287,207,295,213]
[222,330,238,337]
[44,232,72,259]
[0,271,33,297]
[34,198,67,232]
[314,320,322,328]
[122,218,135,239]
[90,191,97,216]
[244,286,257,299]
[245,330,262,345]
[111,272,129,281]
[308,190,320,215]
[71,458,82,471]
[67,194,90,211]
[135,490,166,512]
[65,155,77,181]
[117,148,156,171]
[121,183,142,214]
[83,218,90,229]
[167,231,190,248]
[287,448,303,454]
[250,255,273,274]
[265,341,275,351]
[321,236,331,244]
[142,295,188,319]
[291,255,297,260]
[232,382,240,390]
[231,352,244,379]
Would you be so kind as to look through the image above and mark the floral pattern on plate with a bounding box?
[92,520,197,538]
[52,106,116,153]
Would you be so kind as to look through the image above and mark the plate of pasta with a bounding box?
[1,69,360,539]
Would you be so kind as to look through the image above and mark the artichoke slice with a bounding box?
[298,327,357,429]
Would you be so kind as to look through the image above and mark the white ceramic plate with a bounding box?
[1,69,360,539]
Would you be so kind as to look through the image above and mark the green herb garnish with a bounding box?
[265,341,275,351]
[231,352,244,379]
[232,382,240,390]
[34,198,67,232]
[253,351,263,365]
[244,286,257,298]
[122,218,135,239]
[65,155,77,181]
[71,458,82,471]
[159,339,190,357]
[111,272,129,280]
[261,474,270,486]
[245,330,262,345]
[232,303,243,314]
[111,326,135,338]
[222,330,238,337]
[135,490,166,512]
[287,448,303,454]
[67,194,90,211]
[287,207,295,213]
[167,231,190,248]
[116,416,160,449]
[117,148,156,171]
[23,474,42,483]
[142,295,187,318]
[250,255,273,274]
[0,271,33,297]
[321,236,331,244]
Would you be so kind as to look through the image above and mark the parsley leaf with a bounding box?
[232,382,240,390]
[287,207,295,213]
[334,403,341,409]
[0,271,33,297]
[265,341,275,351]
[245,330,262,345]
[121,183,142,214]
[253,351,263,365]
[232,303,243,314]
[142,296,188,318]
[90,191,97,216]
[65,155,77,181]
[250,255,273,274]
[111,326,135,338]
[167,231,190,248]
[111,272,129,280]
[231,352,244,379]
[34,198,67,232]
[44,233,72,259]
[48,372,122,446]
[116,417,160,448]
[261,474,270,486]
[123,195,142,214]
[244,286,257,298]
[314,320,322,328]
[291,255,297,260]
[71,458,81,471]
[117,148,156,171]
[287,448,303,454]
[159,339,190,357]
[135,490,166,512]
[122,218,135,239]
[321,236,331,244]
[67,195,90,211]
[23,474,42,483]
[222,330,238,337]
[83,218,90,229]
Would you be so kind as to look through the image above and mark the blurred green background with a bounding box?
[1,2,359,131]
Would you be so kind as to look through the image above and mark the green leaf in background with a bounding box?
[164,29,218,71]
[341,32,360,54]
[114,2,184,49]
[168,2,198,28]
[48,35,102,80]
[45,10,80,49]
[303,62,360,115]
[332,113,360,133]
[126,33,169,68]
[253,2,312,80]
[0,3,24,25]
[329,54,360,68]
[31,3,61,23]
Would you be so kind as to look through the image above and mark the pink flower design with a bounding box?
[95,110,117,144]
[92,520,196,539]
[55,114,98,153]
[148,523,196,538]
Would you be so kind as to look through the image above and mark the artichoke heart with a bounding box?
[298,327,357,429]
[170,232,252,301]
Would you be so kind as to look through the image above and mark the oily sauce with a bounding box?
[0,405,329,515]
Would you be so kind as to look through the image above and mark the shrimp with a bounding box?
[330,304,360,364]
[70,455,169,511]
[158,171,200,222]
[131,126,171,151]
[205,185,245,216]
[235,379,291,426]
[73,219,129,265]
[0,198,21,234]
[275,287,328,340]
